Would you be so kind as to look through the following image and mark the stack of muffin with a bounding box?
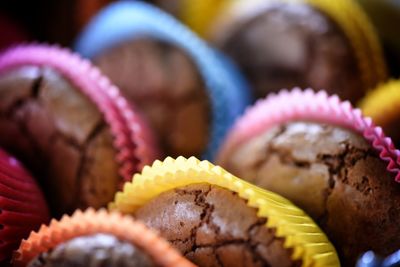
[0,0,400,266]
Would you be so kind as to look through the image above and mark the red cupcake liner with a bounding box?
[0,149,49,262]
[218,88,400,182]
[0,44,160,186]
[0,173,41,196]
[0,153,34,182]
[0,185,39,203]
[0,196,46,214]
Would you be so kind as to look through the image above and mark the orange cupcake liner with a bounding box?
[12,208,195,267]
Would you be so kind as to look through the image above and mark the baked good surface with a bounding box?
[219,121,400,266]
[0,66,119,215]
[135,183,300,267]
[94,38,210,158]
[216,3,362,102]
[27,233,156,267]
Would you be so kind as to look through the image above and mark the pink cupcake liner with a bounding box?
[218,88,400,182]
[0,149,49,262]
[0,44,160,185]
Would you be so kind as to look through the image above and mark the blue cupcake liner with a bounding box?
[74,0,252,160]
[357,250,400,267]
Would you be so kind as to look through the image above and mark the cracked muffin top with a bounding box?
[135,183,300,267]
[75,1,254,160]
[94,38,211,158]
[217,92,400,266]
[110,156,340,267]
[0,66,119,215]
[208,0,387,103]
[215,3,362,101]
[13,209,194,267]
[27,234,156,267]
[0,45,158,217]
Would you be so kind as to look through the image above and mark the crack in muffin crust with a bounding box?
[0,66,119,215]
[215,3,363,102]
[94,38,211,158]
[135,184,301,267]
[219,121,400,266]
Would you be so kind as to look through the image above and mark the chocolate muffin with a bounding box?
[210,0,386,103]
[13,209,193,267]
[217,90,400,266]
[0,66,118,214]
[75,1,252,160]
[27,234,156,267]
[216,3,362,101]
[94,38,210,158]
[110,156,339,267]
[0,45,158,216]
[135,183,299,267]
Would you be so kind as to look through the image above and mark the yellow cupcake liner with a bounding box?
[110,156,340,267]
[359,79,400,125]
[183,0,386,91]
[180,0,230,37]
[299,0,387,91]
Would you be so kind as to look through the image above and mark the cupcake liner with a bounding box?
[217,88,400,182]
[356,251,382,267]
[12,208,195,267]
[0,44,159,185]
[180,0,229,37]
[0,150,35,181]
[110,156,340,267]
[0,183,41,203]
[74,1,252,160]
[0,149,49,262]
[0,172,44,196]
[357,250,400,267]
[381,250,400,267]
[301,0,387,90]
[205,0,386,92]
[359,79,400,126]
[0,196,46,214]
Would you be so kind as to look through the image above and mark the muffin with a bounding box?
[0,44,158,216]
[359,79,400,146]
[191,0,387,102]
[75,1,252,160]
[217,89,400,266]
[0,148,49,264]
[92,38,211,158]
[12,209,194,267]
[110,156,339,267]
